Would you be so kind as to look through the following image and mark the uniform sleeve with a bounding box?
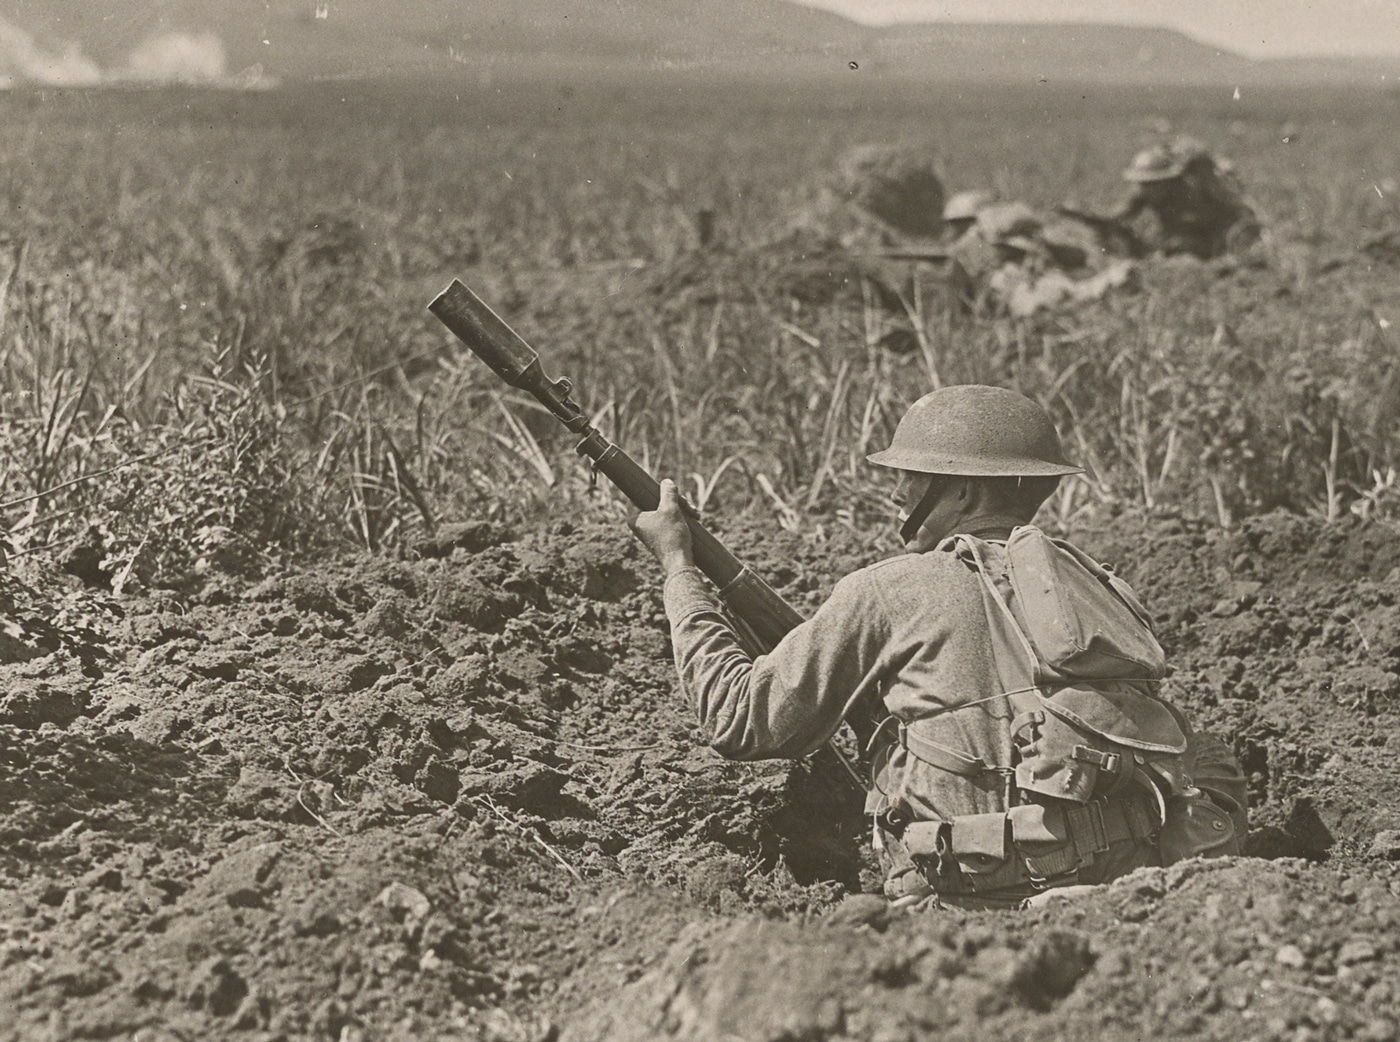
[662,566,891,760]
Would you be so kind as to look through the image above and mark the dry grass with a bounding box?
[1,79,1398,587]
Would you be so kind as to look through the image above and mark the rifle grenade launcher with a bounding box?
[427,279,804,658]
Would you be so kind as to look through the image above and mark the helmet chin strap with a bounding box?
[900,476,947,545]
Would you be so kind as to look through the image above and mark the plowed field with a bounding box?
[5,508,1400,1041]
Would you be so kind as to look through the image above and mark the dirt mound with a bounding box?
[575,858,1400,1042]
[3,508,1400,1040]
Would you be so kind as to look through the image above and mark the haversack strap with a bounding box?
[898,720,999,777]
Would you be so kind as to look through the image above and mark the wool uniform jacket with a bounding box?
[661,515,1028,825]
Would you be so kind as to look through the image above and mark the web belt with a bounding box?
[893,792,1160,896]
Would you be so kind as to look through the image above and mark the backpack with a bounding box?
[939,526,1243,863]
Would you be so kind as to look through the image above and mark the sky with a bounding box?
[796,0,1400,58]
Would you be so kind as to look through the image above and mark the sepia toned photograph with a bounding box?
[2,2,1399,1039]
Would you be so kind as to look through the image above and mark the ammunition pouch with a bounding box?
[885,790,1161,900]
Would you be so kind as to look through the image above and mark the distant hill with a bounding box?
[5,0,1399,86]
[864,22,1252,84]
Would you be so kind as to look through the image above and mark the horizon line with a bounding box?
[792,3,1400,61]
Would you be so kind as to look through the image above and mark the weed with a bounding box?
[1,80,1397,576]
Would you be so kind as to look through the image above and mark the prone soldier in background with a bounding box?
[633,386,1247,910]
[1112,137,1262,259]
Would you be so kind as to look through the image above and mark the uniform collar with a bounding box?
[957,513,1024,541]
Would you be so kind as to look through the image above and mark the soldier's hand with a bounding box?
[630,478,695,575]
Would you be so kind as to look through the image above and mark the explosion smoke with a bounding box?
[0,16,101,87]
[122,31,227,84]
[1,16,233,88]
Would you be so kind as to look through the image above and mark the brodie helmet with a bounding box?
[1122,144,1188,183]
[867,385,1081,478]
[868,386,1081,542]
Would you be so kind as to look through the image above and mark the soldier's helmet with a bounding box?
[1122,144,1187,183]
[1167,135,1210,163]
[866,385,1082,477]
[943,190,995,223]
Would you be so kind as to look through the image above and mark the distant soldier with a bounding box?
[943,201,1138,316]
[944,200,1042,308]
[830,144,946,243]
[1111,138,1260,260]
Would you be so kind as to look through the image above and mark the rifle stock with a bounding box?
[428,279,804,656]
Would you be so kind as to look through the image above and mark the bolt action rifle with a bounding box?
[428,279,805,657]
[860,242,952,263]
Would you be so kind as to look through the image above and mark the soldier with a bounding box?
[943,200,1045,311]
[942,190,997,242]
[832,144,946,243]
[1112,137,1260,259]
[633,386,1245,910]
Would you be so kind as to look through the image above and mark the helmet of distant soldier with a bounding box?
[1167,135,1210,163]
[1122,144,1187,182]
[866,385,1082,476]
[943,190,995,223]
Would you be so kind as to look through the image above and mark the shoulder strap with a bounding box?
[950,534,1042,688]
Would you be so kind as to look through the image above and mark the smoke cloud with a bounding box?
[0,16,101,87]
[121,31,227,84]
[1,17,246,88]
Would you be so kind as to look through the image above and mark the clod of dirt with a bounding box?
[459,762,570,811]
[1370,830,1400,859]
[58,526,113,589]
[0,678,91,727]
[186,957,250,1017]
[411,521,514,559]
[226,767,307,822]
[426,653,494,702]
[375,881,431,930]
[191,842,283,908]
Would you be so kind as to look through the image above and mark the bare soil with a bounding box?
[4,508,1400,1042]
